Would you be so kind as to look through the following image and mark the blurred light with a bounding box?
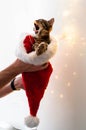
[67,82,71,87]
[59,94,64,99]
[51,90,54,94]
[64,64,68,68]
[65,53,69,56]
[55,75,58,79]
[61,25,77,44]
[80,53,84,57]
[69,4,73,7]
[81,37,85,41]
[73,71,77,76]
[63,10,70,17]
[82,42,86,46]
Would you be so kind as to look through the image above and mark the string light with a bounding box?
[80,53,84,57]
[82,42,86,46]
[73,71,77,76]
[61,25,77,44]
[81,37,85,41]
[65,53,69,56]
[51,90,54,94]
[63,10,70,17]
[59,94,64,99]
[55,75,58,79]
[67,82,71,87]
[64,64,68,68]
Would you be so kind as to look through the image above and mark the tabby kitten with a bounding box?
[33,18,54,55]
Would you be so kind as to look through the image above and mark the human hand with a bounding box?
[14,59,49,73]
[0,59,49,88]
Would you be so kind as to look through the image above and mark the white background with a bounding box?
[0,0,86,130]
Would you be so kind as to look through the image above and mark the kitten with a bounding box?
[33,18,54,55]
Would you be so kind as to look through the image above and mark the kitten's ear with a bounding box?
[48,18,54,26]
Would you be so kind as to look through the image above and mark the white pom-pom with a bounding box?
[24,115,40,128]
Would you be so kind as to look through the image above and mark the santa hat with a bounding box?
[15,34,57,65]
[22,61,53,128]
[15,34,57,128]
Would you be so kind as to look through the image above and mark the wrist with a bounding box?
[10,78,21,91]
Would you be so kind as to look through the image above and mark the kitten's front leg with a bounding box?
[32,42,39,50]
[36,42,48,55]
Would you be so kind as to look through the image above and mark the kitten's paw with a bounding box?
[32,42,39,50]
[36,42,48,55]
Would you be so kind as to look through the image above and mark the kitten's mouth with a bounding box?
[33,22,40,34]
[34,23,39,30]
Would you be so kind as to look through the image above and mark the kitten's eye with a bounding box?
[34,24,39,30]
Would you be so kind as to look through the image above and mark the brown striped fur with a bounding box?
[33,18,54,55]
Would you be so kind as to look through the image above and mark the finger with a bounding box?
[38,63,49,70]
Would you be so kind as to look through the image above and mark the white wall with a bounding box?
[0,0,86,130]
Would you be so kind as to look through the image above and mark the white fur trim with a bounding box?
[24,115,39,128]
[15,35,58,65]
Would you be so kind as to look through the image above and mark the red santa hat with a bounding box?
[15,34,57,65]
[15,34,57,128]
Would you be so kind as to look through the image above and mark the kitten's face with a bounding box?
[33,18,54,37]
